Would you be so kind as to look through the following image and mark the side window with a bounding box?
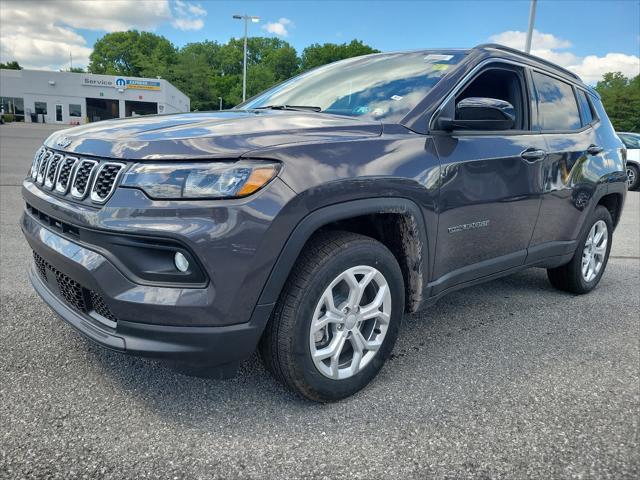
[532,71,581,131]
[455,67,527,130]
[576,90,595,126]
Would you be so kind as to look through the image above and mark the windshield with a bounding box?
[241,51,466,121]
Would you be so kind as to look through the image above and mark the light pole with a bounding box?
[218,97,223,110]
[524,0,537,54]
[233,14,260,102]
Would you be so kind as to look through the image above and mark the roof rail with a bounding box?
[475,43,581,81]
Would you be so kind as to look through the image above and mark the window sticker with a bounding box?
[425,54,454,62]
[391,95,403,101]
[432,64,450,71]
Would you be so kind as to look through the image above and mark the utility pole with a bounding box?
[69,52,73,71]
[524,0,537,54]
[233,14,260,102]
[219,97,223,110]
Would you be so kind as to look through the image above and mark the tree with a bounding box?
[596,72,640,132]
[88,30,177,79]
[300,40,379,72]
[0,60,22,70]
[87,31,379,109]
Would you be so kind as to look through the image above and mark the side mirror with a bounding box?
[438,97,515,131]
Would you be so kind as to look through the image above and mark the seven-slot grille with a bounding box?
[32,251,118,324]
[30,147,125,204]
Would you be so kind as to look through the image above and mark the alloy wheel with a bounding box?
[626,167,636,188]
[309,265,391,380]
[581,220,608,282]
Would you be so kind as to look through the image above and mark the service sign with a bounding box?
[82,75,161,91]
[82,76,114,88]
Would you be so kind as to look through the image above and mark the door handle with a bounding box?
[520,148,547,162]
[587,144,603,155]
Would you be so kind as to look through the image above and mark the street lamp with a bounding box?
[218,97,223,111]
[233,14,260,102]
[524,0,538,54]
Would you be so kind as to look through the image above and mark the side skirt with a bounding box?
[421,240,576,309]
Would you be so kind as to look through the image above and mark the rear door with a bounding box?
[526,71,602,261]
[431,63,546,294]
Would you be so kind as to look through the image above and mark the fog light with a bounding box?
[174,252,189,272]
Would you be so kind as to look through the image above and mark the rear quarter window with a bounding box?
[576,90,595,126]
[532,71,582,131]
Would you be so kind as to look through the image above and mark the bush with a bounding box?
[3,113,15,123]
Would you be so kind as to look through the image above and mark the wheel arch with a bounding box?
[256,197,429,313]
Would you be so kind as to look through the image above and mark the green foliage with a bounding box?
[300,40,379,71]
[595,72,640,132]
[68,67,86,73]
[0,60,22,70]
[87,31,380,110]
[88,30,177,79]
[3,113,15,122]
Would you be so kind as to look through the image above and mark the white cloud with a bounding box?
[188,3,207,16]
[488,29,640,84]
[489,30,572,51]
[0,1,172,70]
[172,0,206,31]
[0,0,210,70]
[262,18,293,37]
[172,18,204,31]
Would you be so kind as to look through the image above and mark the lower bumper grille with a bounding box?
[33,251,118,323]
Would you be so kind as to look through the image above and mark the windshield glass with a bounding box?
[241,51,466,121]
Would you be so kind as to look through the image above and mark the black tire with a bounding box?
[627,163,640,191]
[259,230,405,402]
[547,205,613,294]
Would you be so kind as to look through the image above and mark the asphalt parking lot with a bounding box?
[1,123,638,479]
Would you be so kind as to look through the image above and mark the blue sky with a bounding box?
[150,0,640,58]
[2,0,639,84]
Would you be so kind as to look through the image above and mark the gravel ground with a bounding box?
[1,123,639,479]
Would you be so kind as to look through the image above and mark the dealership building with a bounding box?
[0,69,190,124]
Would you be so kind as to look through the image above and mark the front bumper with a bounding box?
[23,212,274,368]
[29,265,270,369]
[20,176,298,368]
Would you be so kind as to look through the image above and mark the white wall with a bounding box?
[0,69,190,124]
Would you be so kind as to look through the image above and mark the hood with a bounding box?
[44,110,382,160]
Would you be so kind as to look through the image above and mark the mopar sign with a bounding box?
[82,75,161,91]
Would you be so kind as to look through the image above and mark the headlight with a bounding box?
[121,160,279,199]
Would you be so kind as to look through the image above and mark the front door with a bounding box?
[430,64,545,294]
[55,104,63,122]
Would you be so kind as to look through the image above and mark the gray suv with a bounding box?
[22,45,627,401]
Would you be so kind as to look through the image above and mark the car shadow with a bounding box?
[78,266,573,418]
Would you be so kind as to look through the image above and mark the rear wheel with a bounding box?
[259,231,404,402]
[626,164,639,191]
[547,205,613,294]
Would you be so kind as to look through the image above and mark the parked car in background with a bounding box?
[617,132,640,190]
[21,44,627,402]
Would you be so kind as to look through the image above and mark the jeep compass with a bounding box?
[21,44,627,401]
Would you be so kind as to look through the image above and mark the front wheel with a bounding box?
[547,205,613,294]
[260,231,405,402]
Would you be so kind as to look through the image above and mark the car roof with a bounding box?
[365,43,592,92]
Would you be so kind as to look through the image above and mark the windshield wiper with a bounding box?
[254,105,322,112]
